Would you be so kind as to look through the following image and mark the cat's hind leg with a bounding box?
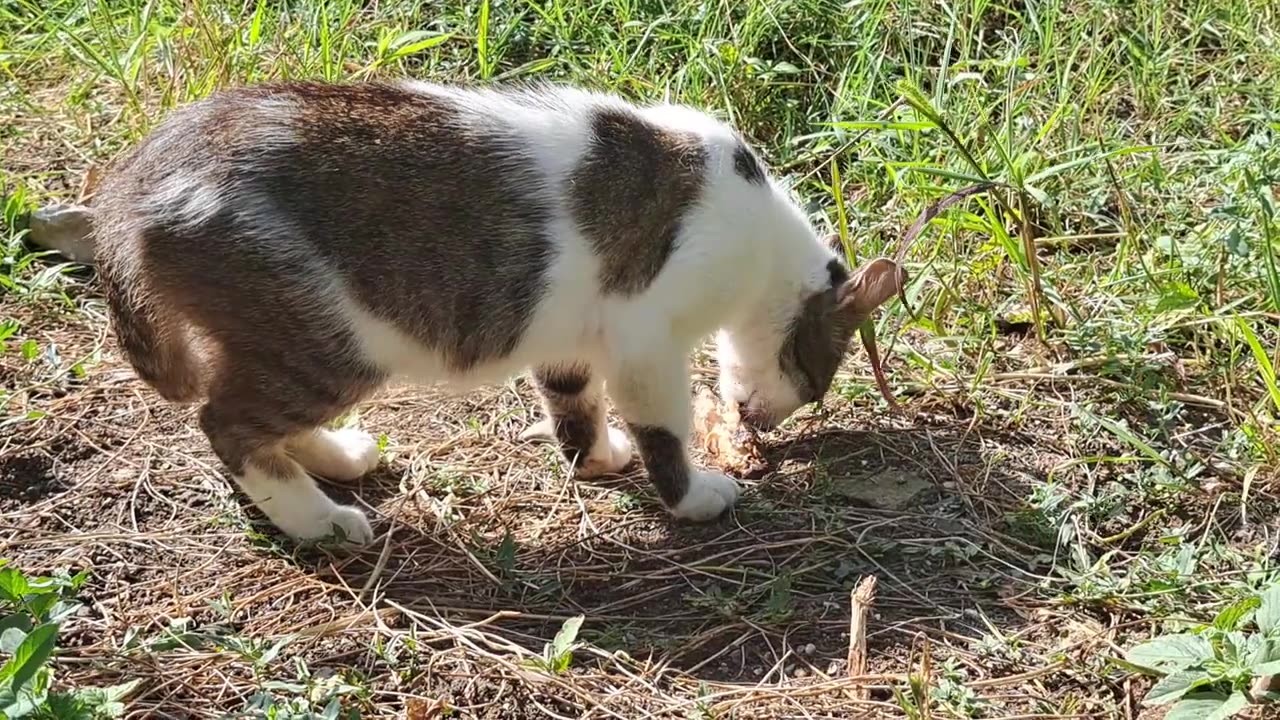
[523,363,633,478]
[198,354,382,545]
[288,427,381,482]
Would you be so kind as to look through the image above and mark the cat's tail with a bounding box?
[94,218,204,404]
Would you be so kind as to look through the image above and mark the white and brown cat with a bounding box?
[90,80,903,544]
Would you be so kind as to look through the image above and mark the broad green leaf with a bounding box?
[78,678,139,716]
[1144,668,1208,705]
[102,676,141,696]
[0,623,57,691]
[1243,633,1269,666]
[46,600,81,625]
[0,614,31,638]
[1214,596,1260,631]
[551,615,583,659]
[1155,282,1200,315]
[0,568,30,604]
[1249,659,1280,675]
[0,627,27,654]
[1208,691,1252,720]
[1164,693,1228,720]
[1258,583,1280,634]
[1126,634,1214,671]
[67,569,90,592]
[1108,655,1163,676]
[1023,183,1052,208]
[23,594,56,623]
[1225,631,1250,661]
[0,682,45,719]
[1166,691,1250,720]
[256,633,294,667]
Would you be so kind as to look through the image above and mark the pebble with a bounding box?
[793,667,807,678]
[803,643,816,655]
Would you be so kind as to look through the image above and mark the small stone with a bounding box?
[793,667,807,678]
[803,643,816,655]
[829,468,932,510]
[752,666,763,676]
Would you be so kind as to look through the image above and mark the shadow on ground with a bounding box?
[3,333,1112,715]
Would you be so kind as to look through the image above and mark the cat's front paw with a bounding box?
[291,428,381,482]
[578,426,634,478]
[326,505,375,545]
[519,418,556,441]
[671,470,740,521]
[278,502,374,546]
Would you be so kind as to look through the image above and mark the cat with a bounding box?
[90,80,904,545]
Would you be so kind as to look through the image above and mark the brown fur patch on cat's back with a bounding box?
[570,107,707,296]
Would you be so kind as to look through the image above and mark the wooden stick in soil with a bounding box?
[846,575,878,700]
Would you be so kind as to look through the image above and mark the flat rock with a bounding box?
[829,468,932,510]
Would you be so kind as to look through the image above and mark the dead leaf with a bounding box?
[78,163,103,203]
[404,697,447,720]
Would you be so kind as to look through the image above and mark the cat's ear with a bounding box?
[836,257,906,321]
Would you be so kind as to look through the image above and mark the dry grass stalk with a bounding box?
[846,575,878,699]
[918,632,933,720]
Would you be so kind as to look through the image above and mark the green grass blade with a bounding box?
[1235,317,1280,413]
[1026,145,1159,184]
[476,0,491,80]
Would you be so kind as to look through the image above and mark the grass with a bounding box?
[2,0,1280,717]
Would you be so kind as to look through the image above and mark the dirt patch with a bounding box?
[0,294,1225,718]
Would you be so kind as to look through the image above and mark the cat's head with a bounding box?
[717,256,904,431]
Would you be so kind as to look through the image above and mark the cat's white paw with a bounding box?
[519,418,556,441]
[275,501,374,545]
[577,426,633,478]
[291,428,381,481]
[325,505,375,545]
[671,470,740,521]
